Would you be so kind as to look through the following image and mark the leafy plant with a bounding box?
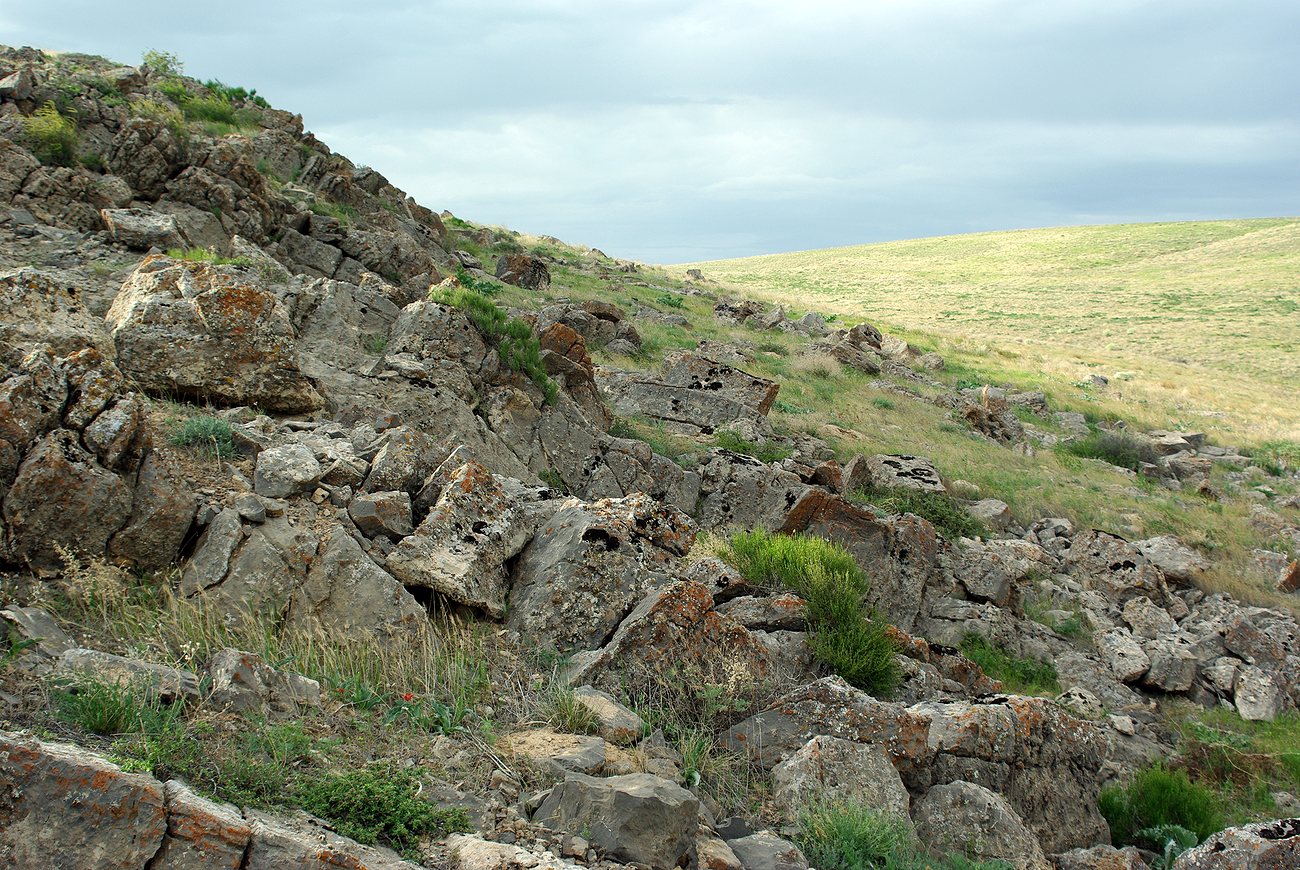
[170,415,236,460]
[655,292,685,309]
[849,485,986,540]
[295,765,470,859]
[1136,824,1198,870]
[958,634,1060,696]
[202,78,270,108]
[455,267,500,295]
[1100,765,1224,848]
[141,49,184,78]
[726,530,899,697]
[796,801,1012,870]
[24,101,78,167]
[1063,430,1161,472]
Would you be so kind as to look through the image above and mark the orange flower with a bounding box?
[401,692,414,702]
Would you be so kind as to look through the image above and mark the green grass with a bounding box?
[1062,430,1161,471]
[308,199,358,225]
[1099,765,1224,850]
[1175,708,1300,823]
[849,486,986,540]
[165,248,252,267]
[429,285,558,404]
[53,678,176,736]
[714,428,793,463]
[296,765,470,859]
[958,634,1060,696]
[796,801,1013,870]
[24,101,78,167]
[169,414,236,459]
[725,530,900,697]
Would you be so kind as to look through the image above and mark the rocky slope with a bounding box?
[1,45,1299,870]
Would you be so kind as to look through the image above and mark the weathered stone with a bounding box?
[1052,845,1150,870]
[242,809,414,869]
[253,443,321,499]
[1122,596,1178,639]
[866,454,946,493]
[150,779,251,870]
[178,508,244,597]
[447,834,582,870]
[912,781,1050,870]
[1172,818,1300,869]
[3,429,132,570]
[967,498,1013,531]
[55,648,200,702]
[387,461,534,618]
[290,523,425,636]
[1134,535,1210,583]
[501,728,607,776]
[1055,686,1104,720]
[573,686,644,745]
[106,257,323,413]
[507,493,694,653]
[349,490,414,540]
[716,593,808,631]
[725,832,809,870]
[0,605,75,661]
[108,117,185,199]
[1065,530,1171,606]
[100,207,183,250]
[495,253,550,291]
[364,426,446,496]
[82,395,149,472]
[109,450,196,572]
[0,731,167,870]
[1235,666,1285,722]
[0,268,115,360]
[535,773,698,870]
[771,735,910,821]
[1141,638,1198,693]
[207,648,320,718]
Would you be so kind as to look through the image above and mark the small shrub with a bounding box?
[295,765,470,859]
[958,634,1060,696]
[1099,765,1224,848]
[796,801,1012,870]
[454,267,501,295]
[871,397,896,410]
[1245,440,1300,476]
[544,684,598,735]
[165,248,251,267]
[24,101,78,167]
[429,286,557,404]
[715,429,793,463]
[849,485,985,540]
[726,530,899,697]
[53,679,166,736]
[1064,430,1160,471]
[306,198,358,224]
[362,333,388,355]
[538,467,570,494]
[132,99,188,141]
[202,79,270,108]
[141,49,184,77]
[655,292,685,309]
[183,93,238,125]
[170,415,236,459]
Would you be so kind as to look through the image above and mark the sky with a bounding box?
[3,1,1297,263]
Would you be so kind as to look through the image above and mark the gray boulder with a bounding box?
[253,444,322,498]
[726,832,809,870]
[772,735,910,821]
[99,207,183,250]
[866,454,946,493]
[534,773,698,870]
[289,523,425,636]
[1172,818,1300,869]
[912,781,1050,870]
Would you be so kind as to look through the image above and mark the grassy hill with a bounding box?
[676,219,1300,440]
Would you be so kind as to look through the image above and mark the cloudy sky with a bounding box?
[4,1,1297,262]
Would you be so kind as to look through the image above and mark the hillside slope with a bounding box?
[680,220,1300,436]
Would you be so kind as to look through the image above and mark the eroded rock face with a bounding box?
[0,730,168,870]
[0,268,115,360]
[866,454,946,493]
[106,257,323,413]
[494,253,551,290]
[535,773,698,870]
[507,493,695,653]
[1172,818,1300,869]
[597,351,779,436]
[912,781,1049,870]
[771,735,910,822]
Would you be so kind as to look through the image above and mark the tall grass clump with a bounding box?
[715,428,793,463]
[1099,765,1224,849]
[430,285,557,404]
[170,414,236,459]
[849,486,985,540]
[796,801,1013,870]
[1063,430,1160,472]
[725,530,899,696]
[958,634,1060,696]
[24,101,79,167]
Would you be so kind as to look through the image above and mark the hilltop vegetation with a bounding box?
[678,219,1300,441]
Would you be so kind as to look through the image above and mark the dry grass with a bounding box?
[675,219,1300,441]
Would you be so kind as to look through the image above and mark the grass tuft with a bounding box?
[170,415,236,459]
[1099,764,1224,849]
[1063,430,1161,471]
[958,634,1060,696]
[849,485,986,540]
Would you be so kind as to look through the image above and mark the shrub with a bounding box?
[165,248,250,267]
[53,679,170,736]
[714,429,793,463]
[1245,439,1300,476]
[132,99,188,141]
[849,485,985,540]
[796,801,1012,870]
[454,267,500,295]
[170,415,236,459]
[202,78,270,108]
[430,285,557,404]
[1064,430,1160,471]
[141,49,184,77]
[1100,765,1224,848]
[24,101,78,167]
[655,292,685,309]
[726,530,899,696]
[958,634,1060,696]
[295,765,470,859]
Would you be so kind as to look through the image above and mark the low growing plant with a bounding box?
[24,101,78,167]
[170,414,236,459]
[958,634,1060,696]
[1099,765,1224,848]
[849,485,986,540]
[715,429,793,463]
[429,285,557,404]
[796,801,1012,870]
[1063,430,1160,472]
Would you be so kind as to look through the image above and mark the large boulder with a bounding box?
[597,351,778,436]
[771,735,910,821]
[506,493,694,653]
[289,523,425,636]
[912,781,1050,870]
[0,730,168,870]
[494,253,550,291]
[0,268,115,360]
[386,461,537,618]
[99,207,184,250]
[1173,818,1300,869]
[105,257,323,413]
[150,780,252,870]
[534,773,698,870]
[866,454,946,493]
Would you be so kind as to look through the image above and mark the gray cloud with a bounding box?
[3,0,1296,261]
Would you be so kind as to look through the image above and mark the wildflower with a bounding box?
[401,692,414,702]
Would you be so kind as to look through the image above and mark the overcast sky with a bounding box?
[4,1,1297,262]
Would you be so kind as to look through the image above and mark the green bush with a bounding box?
[1064,430,1160,471]
[53,679,175,736]
[655,292,685,309]
[165,248,251,267]
[958,634,1060,696]
[202,78,270,108]
[1245,439,1300,476]
[295,765,470,859]
[796,801,1012,870]
[1100,765,1224,848]
[141,49,184,77]
[715,429,793,463]
[24,101,78,167]
[170,415,236,459]
[726,530,899,696]
[430,285,557,404]
[849,485,985,540]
